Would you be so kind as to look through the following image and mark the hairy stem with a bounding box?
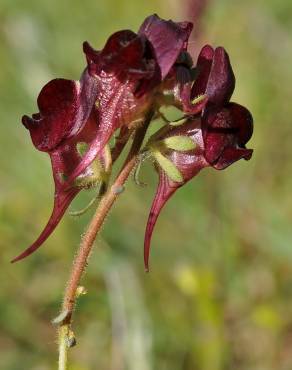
[57,115,152,370]
[58,326,68,370]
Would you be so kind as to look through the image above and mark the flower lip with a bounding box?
[22,79,78,152]
[203,103,254,168]
[22,70,98,153]
[229,102,253,146]
[212,147,253,170]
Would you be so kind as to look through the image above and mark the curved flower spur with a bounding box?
[14,14,253,268]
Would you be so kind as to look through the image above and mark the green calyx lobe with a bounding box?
[145,133,196,183]
[74,142,106,189]
[76,142,89,157]
[162,135,195,151]
[152,149,183,183]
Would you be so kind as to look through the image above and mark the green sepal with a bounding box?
[152,150,183,183]
[163,136,196,151]
[76,142,88,157]
[74,158,104,189]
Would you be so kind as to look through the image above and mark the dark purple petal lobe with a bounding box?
[85,31,148,77]
[205,47,235,107]
[139,14,193,79]
[213,147,253,170]
[191,45,235,108]
[22,70,98,152]
[203,107,235,164]
[227,102,253,146]
[71,69,99,136]
[203,103,253,166]
[22,79,78,151]
[191,44,214,99]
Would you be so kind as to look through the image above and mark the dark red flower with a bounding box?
[12,74,104,262]
[15,14,199,261]
[143,45,253,271]
[15,15,253,265]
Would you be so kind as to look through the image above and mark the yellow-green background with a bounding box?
[1,0,292,369]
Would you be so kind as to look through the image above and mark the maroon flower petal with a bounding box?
[64,38,156,188]
[12,111,100,262]
[227,102,253,146]
[213,147,253,170]
[84,32,157,97]
[203,107,235,164]
[203,103,253,166]
[144,121,208,271]
[139,14,193,79]
[205,47,235,107]
[191,45,235,108]
[84,31,151,78]
[22,79,78,151]
[191,44,214,99]
[22,70,98,152]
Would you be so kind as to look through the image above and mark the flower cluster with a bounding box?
[14,14,253,268]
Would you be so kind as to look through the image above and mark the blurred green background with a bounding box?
[1,0,292,369]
